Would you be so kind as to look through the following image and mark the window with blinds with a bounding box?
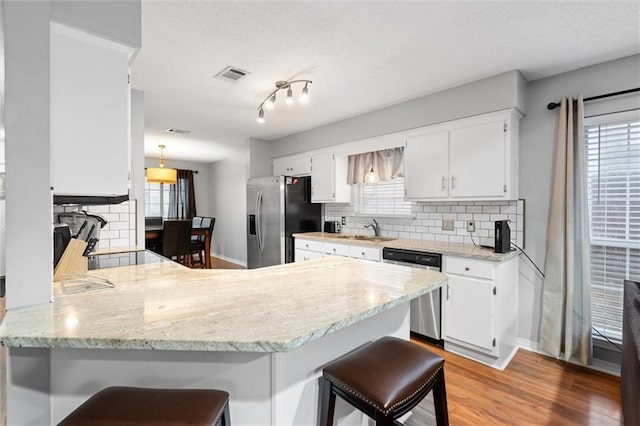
[144,182,171,218]
[355,177,412,216]
[584,110,640,343]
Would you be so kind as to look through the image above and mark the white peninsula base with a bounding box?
[8,304,410,425]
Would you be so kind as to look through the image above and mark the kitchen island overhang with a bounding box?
[0,255,447,425]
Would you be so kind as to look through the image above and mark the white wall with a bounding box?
[518,54,640,346]
[4,0,53,309]
[131,90,145,245]
[209,149,249,265]
[249,137,272,178]
[144,158,211,218]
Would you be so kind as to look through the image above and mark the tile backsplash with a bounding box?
[54,200,137,250]
[325,200,525,248]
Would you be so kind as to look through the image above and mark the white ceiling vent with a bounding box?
[215,66,250,82]
[165,128,191,135]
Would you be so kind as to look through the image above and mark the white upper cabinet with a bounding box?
[404,109,520,201]
[405,131,449,199]
[311,151,351,203]
[450,120,507,198]
[50,23,133,196]
[273,154,311,176]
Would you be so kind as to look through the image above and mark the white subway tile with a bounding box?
[436,206,451,213]
[435,235,448,242]
[109,204,131,213]
[473,213,490,221]
[483,205,500,213]
[451,206,465,213]
[109,238,130,247]
[410,232,422,240]
[490,214,508,222]
[84,205,110,213]
[107,221,128,231]
[501,205,516,214]
[457,213,472,221]
[466,206,482,213]
[449,236,463,243]
[422,205,438,213]
[422,219,435,227]
[398,231,411,239]
[404,226,416,232]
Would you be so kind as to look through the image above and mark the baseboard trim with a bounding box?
[516,338,620,377]
[211,253,246,267]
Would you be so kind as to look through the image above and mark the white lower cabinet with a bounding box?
[442,255,518,370]
[294,238,381,263]
[294,249,324,262]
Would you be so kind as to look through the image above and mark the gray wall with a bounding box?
[518,54,640,346]
[209,149,249,266]
[270,70,527,158]
[249,137,272,178]
[144,157,212,218]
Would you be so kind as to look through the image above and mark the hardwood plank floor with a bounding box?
[406,339,621,425]
[208,256,245,270]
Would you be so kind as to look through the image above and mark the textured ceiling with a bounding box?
[131,1,640,163]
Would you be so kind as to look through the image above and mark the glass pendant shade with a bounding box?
[364,167,379,185]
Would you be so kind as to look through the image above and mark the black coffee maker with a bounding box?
[494,220,511,253]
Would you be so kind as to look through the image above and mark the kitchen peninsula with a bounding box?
[0,254,446,425]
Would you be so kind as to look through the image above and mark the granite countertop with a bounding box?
[293,232,518,262]
[0,256,446,352]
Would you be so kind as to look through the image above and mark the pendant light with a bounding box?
[146,144,177,184]
[364,165,379,185]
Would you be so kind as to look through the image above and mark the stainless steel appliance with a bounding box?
[247,176,321,269]
[324,221,341,233]
[382,247,443,346]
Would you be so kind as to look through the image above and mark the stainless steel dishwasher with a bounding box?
[382,247,443,347]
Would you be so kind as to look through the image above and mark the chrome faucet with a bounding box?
[364,219,381,236]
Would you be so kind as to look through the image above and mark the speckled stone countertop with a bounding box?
[0,255,446,352]
[293,232,518,262]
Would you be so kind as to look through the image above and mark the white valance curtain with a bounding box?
[540,95,592,366]
[347,147,404,184]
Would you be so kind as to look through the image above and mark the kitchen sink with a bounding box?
[336,235,396,242]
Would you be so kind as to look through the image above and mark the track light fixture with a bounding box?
[256,79,312,123]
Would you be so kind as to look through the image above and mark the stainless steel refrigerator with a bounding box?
[247,176,321,269]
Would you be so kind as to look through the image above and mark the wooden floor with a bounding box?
[207,256,245,269]
[407,339,622,426]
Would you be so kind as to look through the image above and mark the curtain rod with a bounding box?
[546,87,640,110]
[144,167,198,174]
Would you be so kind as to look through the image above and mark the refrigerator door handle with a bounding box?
[256,191,264,252]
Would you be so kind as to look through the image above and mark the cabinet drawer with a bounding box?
[444,257,494,280]
[349,245,381,261]
[323,242,350,256]
[295,249,323,262]
[295,238,323,253]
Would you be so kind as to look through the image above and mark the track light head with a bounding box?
[285,87,294,105]
[256,108,265,124]
[256,79,312,121]
[300,83,309,104]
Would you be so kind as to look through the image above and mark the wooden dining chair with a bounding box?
[162,219,193,266]
[191,217,215,268]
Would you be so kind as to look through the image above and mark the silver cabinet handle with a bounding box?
[305,244,309,249]
[451,175,457,190]
[361,252,366,257]
[332,248,336,253]
[446,284,450,300]
[441,176,447,191]
[465,267,470,271]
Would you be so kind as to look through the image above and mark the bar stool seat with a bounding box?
[320,336,448,426]
[58,386,230,426]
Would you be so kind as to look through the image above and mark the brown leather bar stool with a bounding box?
[320,336,448,426]
[58,386,231,426]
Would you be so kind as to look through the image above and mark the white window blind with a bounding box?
[356,177,412,216]
[144,182,171,218]
[585,111,640,343]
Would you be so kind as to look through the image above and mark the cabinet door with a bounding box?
[449,120,505,198]
[290,156,312,175]
[444,275,494,352]
[50,24,132,196]
[311,152,335,202]
[349,245,381,261]
[405,131,449,199]
[294,248,323,262]
[273,158,289,176]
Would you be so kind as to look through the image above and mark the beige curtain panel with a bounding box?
[540,95,592,366]
[347,147,404,184]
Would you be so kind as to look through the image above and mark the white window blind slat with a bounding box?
[356,177,412,216]
[585,115,640,343]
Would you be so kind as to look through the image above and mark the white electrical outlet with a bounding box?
[467,220,476,232]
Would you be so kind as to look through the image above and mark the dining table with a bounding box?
[145,224,212,269]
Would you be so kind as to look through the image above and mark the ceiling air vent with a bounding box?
[165,128,191,135]
[215,66,250,82]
